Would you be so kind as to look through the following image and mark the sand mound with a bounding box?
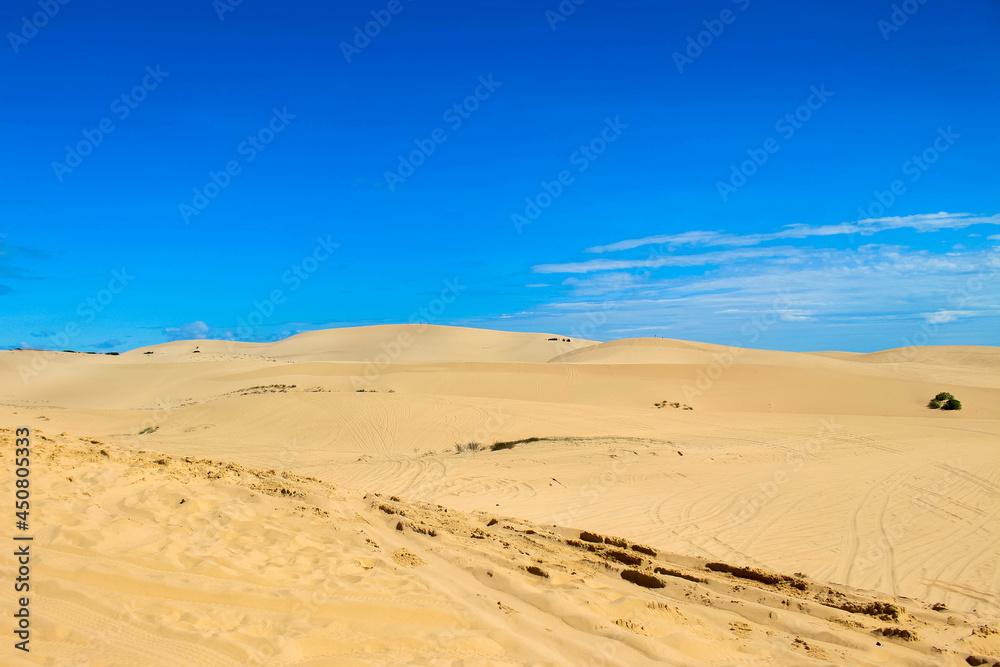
[3,426,997,666]
[129,325,597,364]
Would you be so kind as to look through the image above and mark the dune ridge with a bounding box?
[2,325,998,664]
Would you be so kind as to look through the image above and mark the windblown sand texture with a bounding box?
[1,325,998,665]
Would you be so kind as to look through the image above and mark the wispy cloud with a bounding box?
[528,213,1000,336]
[585,212,1000,254]
[534,246,801,274]
[922,310,975,324]
[164,321,212,341]
[508,219,1000,349]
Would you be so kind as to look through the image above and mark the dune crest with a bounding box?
[2,325,999,663]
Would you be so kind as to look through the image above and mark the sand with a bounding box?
[1,324,998,665]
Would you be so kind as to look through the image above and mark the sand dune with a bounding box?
[2,427,998,665]
[2,325,998,664]
[130,324,597,364]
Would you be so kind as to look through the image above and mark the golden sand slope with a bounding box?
[1,427,998,666]
[1,325,999,663]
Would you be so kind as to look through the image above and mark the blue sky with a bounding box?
[2,0,998,353]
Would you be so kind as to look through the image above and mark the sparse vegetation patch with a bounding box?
[234,384,296,396]
[927,392,961,410]
[654,400,693,411]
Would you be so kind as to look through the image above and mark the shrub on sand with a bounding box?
[928,392,962,411]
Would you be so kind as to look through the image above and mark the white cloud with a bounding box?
[533,246,801,274]
[605,326,668,333]
[585,212,1000,254]
[922,310,975,324]
[515,245,1000,345]
[500,213,1000,349]
[561,272,645,296]
[164,321,212,341]
[586,230,765,253]
[777,309,816,322]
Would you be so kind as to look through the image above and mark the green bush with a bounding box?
[928,392,962,410]
[490,441,517,451]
